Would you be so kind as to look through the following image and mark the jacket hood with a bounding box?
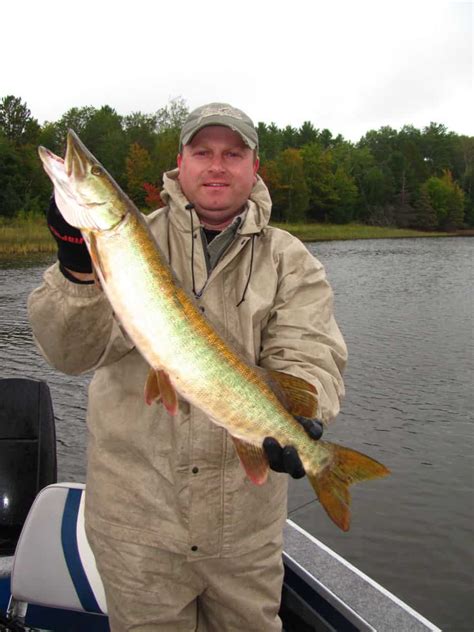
[161,168,272,235]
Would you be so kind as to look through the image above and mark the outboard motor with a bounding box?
[0,378,57,556]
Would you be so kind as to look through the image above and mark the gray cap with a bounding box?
[180,102,258,152]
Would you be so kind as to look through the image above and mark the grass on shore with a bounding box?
[270,222,453,241]
[0,216,56,256]
[0,215,465,256]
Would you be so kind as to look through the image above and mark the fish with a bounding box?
[38,130,389,531]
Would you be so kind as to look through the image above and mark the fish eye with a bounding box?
[91,165,104,176]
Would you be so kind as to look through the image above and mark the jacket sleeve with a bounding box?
[27,263,134,375]
[259,237,347,424]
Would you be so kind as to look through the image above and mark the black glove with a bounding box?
[47,196,92,273]
[263,417,323,479]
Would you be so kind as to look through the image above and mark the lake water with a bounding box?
[1,238,473,631]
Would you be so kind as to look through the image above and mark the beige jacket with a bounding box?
[28,171,347,560]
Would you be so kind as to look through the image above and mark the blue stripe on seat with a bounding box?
[61,488,101,614]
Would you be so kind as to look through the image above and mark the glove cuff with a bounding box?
[59,263,95,284]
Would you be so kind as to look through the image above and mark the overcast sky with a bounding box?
[1,0,472,142]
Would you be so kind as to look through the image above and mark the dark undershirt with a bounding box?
[203,228,220,244]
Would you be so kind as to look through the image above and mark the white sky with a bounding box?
[1,0,472,142]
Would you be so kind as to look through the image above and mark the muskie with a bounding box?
[38,130,389,531]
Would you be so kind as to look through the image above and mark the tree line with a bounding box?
[1,95,472,230]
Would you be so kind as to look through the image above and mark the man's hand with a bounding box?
[263,417,323,479]
[47,196,93,275]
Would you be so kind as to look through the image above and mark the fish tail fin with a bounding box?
[306,442,390,531]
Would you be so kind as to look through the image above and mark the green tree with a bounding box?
[318,128,334,149]
[301,143,337,222]
[155,97,189,132]
[257,122,282,161]
[37,121,63,155]
[422,123,457,176]
[332,142,373,221]
[359,126,399,164]
[330,166,358,223]
[56,106,97,145]
[0,134,49,217]
[413,184,437,230]
[281,125,298,150]
[0,134,23,216]
[0,96,39,145]
[424,170,465,229]
[152,128,181,185]
[457,135,474,226]
[397,125,429,188]
[297,121,318,147]
[123,112,158,154]
[273,149,309,222]
[259,160,283,220]
[81,106,127,182]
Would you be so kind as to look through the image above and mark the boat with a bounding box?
[0,378,441,631]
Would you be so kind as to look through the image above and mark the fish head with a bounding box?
[38,129,128,232]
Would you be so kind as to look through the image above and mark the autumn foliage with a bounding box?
[143,182,164,211]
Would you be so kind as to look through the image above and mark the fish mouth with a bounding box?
[37,146,64,179]
[65,129,97,180]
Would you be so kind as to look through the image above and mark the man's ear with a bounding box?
[177,154,182,170]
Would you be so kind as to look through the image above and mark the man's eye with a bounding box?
[227,152,241,159]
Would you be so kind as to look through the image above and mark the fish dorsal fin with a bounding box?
[144,368,179,416]
[266,370,318,419]
[231,437,269,485]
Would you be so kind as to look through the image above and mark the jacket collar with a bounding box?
[161,168,272,235]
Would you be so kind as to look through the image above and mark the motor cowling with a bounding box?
[0,378,57,555]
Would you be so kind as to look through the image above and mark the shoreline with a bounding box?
[271,222,473,242]
[0,218,472,257]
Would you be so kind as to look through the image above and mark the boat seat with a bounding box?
[0,377,57,555]
[10,483,107,616]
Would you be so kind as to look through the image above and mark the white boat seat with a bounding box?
[10,483,107,615]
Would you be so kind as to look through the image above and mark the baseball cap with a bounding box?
[179,103,259,152]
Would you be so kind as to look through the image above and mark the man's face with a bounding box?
[177,126,259,230]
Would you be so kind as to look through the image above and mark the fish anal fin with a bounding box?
[306,442,390,532]
[232,437,269,485]
[266,370,318,419]
[144,368,179,415]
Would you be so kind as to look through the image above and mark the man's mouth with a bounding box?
[203,183,229,188]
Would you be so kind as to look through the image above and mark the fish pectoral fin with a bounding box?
[266,370,318,419]
[231,437,269,486]
[307,442,390,532]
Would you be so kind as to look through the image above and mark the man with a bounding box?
[28,103,347,631]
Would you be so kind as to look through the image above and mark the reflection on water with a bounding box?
[1,239,473,631]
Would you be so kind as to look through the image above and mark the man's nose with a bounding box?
[208,154,225,171]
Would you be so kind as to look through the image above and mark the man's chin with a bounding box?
[194,205,242,229]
